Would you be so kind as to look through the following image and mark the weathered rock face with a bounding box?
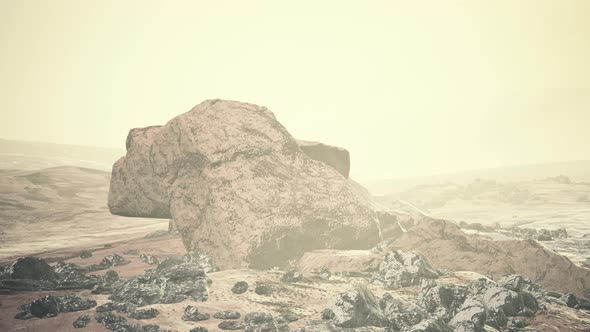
[296,140,350,178]
[109,99,381,269]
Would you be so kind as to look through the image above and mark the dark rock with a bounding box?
[371,250,439,289]
[448,298,486,331]
[113,302,138,314]
[281,270,303,283]
[323,286,385,328]
[128,308,159,320]
[30,295,59,318]
[417,280,467,321]
[109,253,208,306]
[214,310,241,320]
[97,302,117,312]
[380,293,422,330]
[95,311,129,331]
[87,254,130,272]
[575,298,590,311]
[321,308,335,320]
[255,283,274,296]
[232,281,249,294]
[80,250,93,259]
[560,293,578,308]
[15,294,96,320]
[73,314,91,328]
[483,287,524,317]
[5,257,58,281]
[139,254,159,265]
[182,305,210,321]
[218,320,246,330]
[244,312,289,332]
[280,311,299,323]
[0,279,57,291]
[190,328,209,332]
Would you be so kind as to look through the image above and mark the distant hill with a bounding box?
[364,160,590,195]
[0,139,124,171]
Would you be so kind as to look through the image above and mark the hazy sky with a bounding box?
[1,1,589,181]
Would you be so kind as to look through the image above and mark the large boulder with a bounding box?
[296,139,350,178]
[371,250,440,289]
[109,99,381,269]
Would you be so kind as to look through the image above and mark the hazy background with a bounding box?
[1,0,589,181]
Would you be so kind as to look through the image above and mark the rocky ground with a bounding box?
[2,101,590,332]
[1,231,590,332]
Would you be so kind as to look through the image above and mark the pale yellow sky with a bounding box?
[1,1,589,180]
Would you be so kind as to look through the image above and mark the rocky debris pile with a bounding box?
[232,281,249,294]
[320,270,583,332]
[371,250,440,289]
[501,227,569,241]
[14,294,96,320]
[0,256,119,292]
[87,254,130,272]
[108,99,381,269]
[108,251,212,306]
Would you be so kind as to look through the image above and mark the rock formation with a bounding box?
[296,139,350,178]
[109,99,381,269]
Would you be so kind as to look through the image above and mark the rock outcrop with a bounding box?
[109,99,381,269]
[296,140,350,178]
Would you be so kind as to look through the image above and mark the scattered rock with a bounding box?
[410,318,453,332]
[379,293,423,331]
[371,250,439,289]
[255,283,274,296]
[323,286,385,328]
[417,280,467,322]
[73,314,91,328]
[232,281,249,294]
[87,254,130,272]
[128,308,159,320]
[182,305,210,321]
[96,302,116,313]
[109,252,209,306]
[244,312,289,332]
[218,320,246,330]
[15,294,96,320]
[190,328,209,332]
[281,270,303,283]
[214,310,241,320]
[139,254,159,265]
[79,250,93,259]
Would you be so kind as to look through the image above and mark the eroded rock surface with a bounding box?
[109,99,381,269]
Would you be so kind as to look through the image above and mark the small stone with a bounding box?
[182,305,210,321]
[214,310,241,320]
[281,270,303,283]
[80,251,93,259]
[232,281,249,294]
[219,320,245,330]
[73,314,91,328]
[255,284,273,296]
